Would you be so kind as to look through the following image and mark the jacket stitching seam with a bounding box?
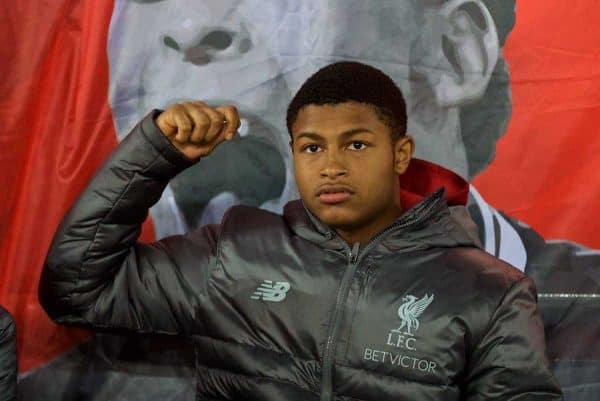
[193,333,320,367]
[155,240,209,335]
[74,152,164,310]
[215,206,236,266]
[342,278,364,363]
[195,361,320,396]
[80,152,163,260]
[336,362,455,390]
[469,276,529,356]
[193,334,321,392]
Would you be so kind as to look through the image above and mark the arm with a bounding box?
[39,104,239,335]
[463,277,563,400]
[0,306,17,401]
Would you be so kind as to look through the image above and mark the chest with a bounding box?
[199,243,484,386]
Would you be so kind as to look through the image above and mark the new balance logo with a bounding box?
[251,280,291,302]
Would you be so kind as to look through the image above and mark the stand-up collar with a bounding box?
[282,158,480,252]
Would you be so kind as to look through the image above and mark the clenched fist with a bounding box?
[155,101,241,160]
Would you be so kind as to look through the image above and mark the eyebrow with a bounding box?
[295,128,375,141]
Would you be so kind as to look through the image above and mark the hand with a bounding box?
[155,101,241,160]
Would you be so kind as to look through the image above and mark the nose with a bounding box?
[320,149,347,179]
[162,27,252,66]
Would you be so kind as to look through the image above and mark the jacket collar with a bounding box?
[283,158,480,252]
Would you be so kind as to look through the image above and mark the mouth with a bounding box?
[317,185,355,204]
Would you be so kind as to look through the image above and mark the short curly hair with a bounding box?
[286,61,407,142]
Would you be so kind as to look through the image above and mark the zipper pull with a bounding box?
[348,242,360,263]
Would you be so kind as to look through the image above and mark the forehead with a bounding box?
[292,102,386,135]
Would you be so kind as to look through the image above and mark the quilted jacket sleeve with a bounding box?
[463,276,563,400]
[39,110,221,336]
[0,306,17,401]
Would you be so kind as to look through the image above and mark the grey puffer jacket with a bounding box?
[39,110,562,401]
[0,306,17,401]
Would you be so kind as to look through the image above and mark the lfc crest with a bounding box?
[364,292,438,373]
[386,293,434,351]
[392,293,434,336]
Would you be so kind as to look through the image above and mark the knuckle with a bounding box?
[209,110,222,121]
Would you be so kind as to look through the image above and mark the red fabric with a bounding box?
[0,1,155,372]
[400,158,470,210]
[473,2,600,248]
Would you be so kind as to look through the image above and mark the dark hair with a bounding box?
[286,61,407,142]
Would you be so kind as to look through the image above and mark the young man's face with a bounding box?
[290,102,410,232]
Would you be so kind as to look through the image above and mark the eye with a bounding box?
[302,144,322,153]
[347,141,367,151]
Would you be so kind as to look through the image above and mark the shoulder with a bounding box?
[220,204,288,239]
[438,248,540,348]
[441,247,536,317]
[446,246,527,288]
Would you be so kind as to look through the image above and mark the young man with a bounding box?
[39,61,562,400]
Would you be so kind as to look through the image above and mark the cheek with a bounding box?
[358,162,397,197]
[293,158,314,193]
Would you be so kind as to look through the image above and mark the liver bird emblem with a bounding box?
[392,293,434,336]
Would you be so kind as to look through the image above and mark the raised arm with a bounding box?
[39,102,240,336]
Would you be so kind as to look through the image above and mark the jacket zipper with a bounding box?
[320,241,360,401]
[319,196,441,401]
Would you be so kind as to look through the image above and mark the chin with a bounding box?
[315,206,360,229]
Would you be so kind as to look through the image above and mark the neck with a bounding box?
[334,205,404,246]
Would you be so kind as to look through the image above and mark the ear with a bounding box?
[394,135,415,175]
[433,0,499,107]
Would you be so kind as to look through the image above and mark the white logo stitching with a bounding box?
[392,293,434,336]
[365,292,439,373]
[251,280,291,302]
